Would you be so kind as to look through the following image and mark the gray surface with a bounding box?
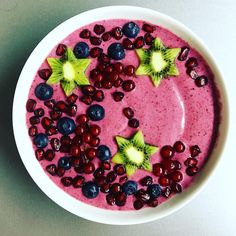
[0,0,235,235]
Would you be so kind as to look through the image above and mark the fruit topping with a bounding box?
[73,42,90,58]
[107,43,125,60]
[140,176,153,186]
[133,200,143,210]
[29,116,40,125]
[190,145,201,157]
[106,193,116,206]
[61,177,73,187]
[46,164,57,176]
[34,133,48,148]
[28,126,38,137]
[93,24,105,35]
[185,57,198,68]
[122,22,140,38]
[184,158,198,167]
[58,156,71,170]
[124,65,135,76]
[114,164,126,175]
[152,163,163,177]
[173,141,185,153]
[134,36,144,49]
[102,32,111,41]
[195,75,208,87]
[56,44,67,56]
[144,33,154,45]
[128,118,139,128]
[38,69,52,80]
[97,145,112,161]
[89,47,103,58]
[34,83,53,101]
[162,187,172,198]
[186,166,199,176]
[79,29,91,39]
[178,46,190,61]
[142,23,155,33]
[111,27,123,40]
[123,107,134,119]
[122,180,138,195]
[147,184,162,198]
[35,149,44,161]
[115,192,127,206]
[160,145,175,158]
[158,176,170,186]
[57,117,76,135]
[122,38,134,50]
[82,181,99,199]
[86,104,105,121]
[90,36,102,46]
[122,80,135,92]
[112,91,124,102]
[72,175,85,188]
[26,99,36,112]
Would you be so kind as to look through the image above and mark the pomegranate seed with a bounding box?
[106,193,116,205]
[72,175,85,188]
[96,63,106,72]
[56,44,67,56]
[94,176,106,187]
[102,32,111,41]
[171,171,183,182]
[185,57,198,68]
[26,99,36,112]
[66,93,78,104]
[85,147,96,160]
[119,176,128,184]
[70,145,81,157]
[184,158,198,167]
[122,38,134,50]
[50,138,61,151]
[60,144,70,153]
[29,116,40,125]
[112,91,124,102]
[74,164,84,174]
[92,90,104,102]
[83,162,95,174]
[80,29,91,39]
[140,176,153,186]
[44,99,55,109]
[98,53,110,64]
[72,135,82,146]
[82,85,96,95]
[123,107,134,119]
[89,125,101,137]
[82,132,92,143]
[110,183,122,194]
[55,101,68,112]
[41,117,53,129]
[153,163,163,177]
[28,126,38,137]
[134,36,144,48]
[108,71,119,82]
[142,23,155,33]
[173,141,185,153]
[93,73,103,82]
[173,160,182,170]
[46,164,57,176]
[34,108,44,117]
[178,46,190,61]
[133,200,143,210]
[93,168,104,178]
[90,68,100,79]
[94,24,105,35]
[124,65,135,76]
[190,145,201,157]
[44,149,55,161]
[49,110,62,120]
[80,95,93,105]
[171,183,182,193]
[111,27,123,40]
[100,183,111,193]
[160,145,175,158]
[106,171,117,183]
[56,167,65,177]
[71,157,82,167]
[94,81,103,88]
[113,78,123,87]
[144,33,154,45]
[186,166,199,176]
[102,80,113,89]
[115,192,127,206]
[46,126,58,136]
[195,75,208,87]
[114,164,126,175]
[113,62,124,73]
[147,199,158,207]
[135,189,151,203]
[60,135,71,146]
[61,177,73,187]
[90,137,100,147]
[162,187,172,198]
[35,149,44,161]
[38,69,52,80]
[186,68,199,80]
[162,159,176,174]
[75,126,85,135]
[100,161,111,170]
[89,47,103,58]
[90,36,102,45]
[128,118,139,128]
[122,80,135,91]
[66,104,77,117]
[158,176,170,186]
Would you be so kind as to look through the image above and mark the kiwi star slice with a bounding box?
[112,130,158,177]
[46,48,91,96]
[136,38,180,87]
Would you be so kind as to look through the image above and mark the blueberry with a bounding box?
[107,43,125,60]
[34,83,53,101]
[34,133,48,148]
[147,184,162,198]
[82,181,99,199]
[122,22,140,38]
[57,117,76,135]
[97,145,111,161]
[58,156,71,170]
[86,104,105,121]
[123,180,138,195]
[73,42,89,58]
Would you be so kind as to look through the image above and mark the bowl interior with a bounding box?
[12,6,228,225]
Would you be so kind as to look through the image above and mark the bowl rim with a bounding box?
[12,5,229,225]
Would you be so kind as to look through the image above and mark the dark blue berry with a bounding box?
[147,184,162,199]
[82,181,99,199]
[73,42,89,58]
[57,117,76,135]
[34,83,53,101]
[107,43,125,60]
[58,156,71,170]
[122,180,138,195]
[86,104,105,121]
[34,133,48,148]
[97,145,111,161]
[122,22,140,38]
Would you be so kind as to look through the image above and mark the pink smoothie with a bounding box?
[26,19,220,210]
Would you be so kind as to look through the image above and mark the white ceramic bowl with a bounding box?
[12,6,229,225]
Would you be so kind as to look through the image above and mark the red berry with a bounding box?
[153,163,163,177]
[186,68,199,80]
[67,104,77,117]
[85,148,96,160]
[90,68,100,80]
[184,158,198,167]
[92,90,104,102]
[106,171,117,183]
[76,114,89,125]
[90,36,102,45]
[50,138,61,151]
[90,137,100,147]
[49,110,62,120]
[56,167,65,177]
[55,101,68,112]
[102,80,113,89]
[102,32,111,41]
[34,108,44,117]
[80,29,91,39]
[96,63,106,72]
[26,99,36,112]
[113,62,124,73]
[134,36,144,48]
[142,23,155,33]
[128,118,139,128]
[46,126,58,136]
[61,177,73,187]
[124,65,135,76]
[135,189,151,203]
[185,57,198,68]
[82,133,92,143]
[44,149,55,161]
[114,164,126,175]
[108,71,119,82]
[66,93,78,104]
[89,124,101,136]
[173,141,185,153]
[72,135,83,146]
[122,80,135,91]
[82,85,96,95]
[111,27,123,40]
[158,176,170,186]
[72,175,85,188]
[89,47,103,58]
[41,117,53,129]
[162,187,172,198]
[123,107,134,119]
[93,168,104,178]
[162,159,176,174]
[35,149,44,161]
[173,160,182,170]
[133,200,144,210]
[56,44,67,56]
[122,38,134,50]
[83,162,95,174]
[190,145,201,157]
[113,78,123,88]
[119,176,128,184]
[110,183,122,194]
[160,145,175,158]
[94,176,106,187]
[140,176,153,186]
[46,164,57,176]
[70,145,81,157]
[28,126,38,137]
[38,69,52,80]
[44,99,55,109]
[80,95,93,105]
[71,157,82,167]
[195,75,208,87]
[98,53,110,64]
[115,192,127,206]
[94,81,102,88]
[178,46,190,61]
[171,183,182,193]
[29,116,40,125]
[100,161,111,170]
[112,91,124,102]
[171,171,183,182]
[93,24,105,35]
[147,198,158,207]
[75,126,85,136]
[60,135,71,146]
[106,193,116,205]
[144,33,154,45]
[186,166,199,176]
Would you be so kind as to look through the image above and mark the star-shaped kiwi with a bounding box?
[46,48,91,96]
[112,130,158,177]
[136,38,180,86]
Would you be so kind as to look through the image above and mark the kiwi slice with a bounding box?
[46,48,91,96]
[136,38,180,86]
[112,130,158,177]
